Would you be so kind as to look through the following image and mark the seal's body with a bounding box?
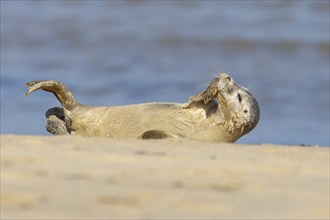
[24,73,259,142]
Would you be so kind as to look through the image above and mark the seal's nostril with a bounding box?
[226,77,231,82]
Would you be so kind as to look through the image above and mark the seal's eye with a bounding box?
[244,110,248,113]
[226,77,231,82]
[237,93,242,102]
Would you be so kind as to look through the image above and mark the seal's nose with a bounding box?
[219,73,231,80]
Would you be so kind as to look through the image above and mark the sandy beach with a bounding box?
[1,135,329,219]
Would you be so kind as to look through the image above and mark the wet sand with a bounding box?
[1,135,329,219]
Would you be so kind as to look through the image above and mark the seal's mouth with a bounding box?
[218,92,228,108]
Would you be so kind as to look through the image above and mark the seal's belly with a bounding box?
[70,103,196,138]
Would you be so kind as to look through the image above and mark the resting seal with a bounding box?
[24,73,259,142]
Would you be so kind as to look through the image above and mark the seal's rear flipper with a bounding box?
[45,107,69,135]
[139,130,174,139]
[24,80,79,111]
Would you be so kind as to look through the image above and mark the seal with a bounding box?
[24,73,259,142]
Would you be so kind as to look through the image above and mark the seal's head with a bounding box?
[217,73,260,136]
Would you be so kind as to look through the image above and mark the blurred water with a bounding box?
[1,1,329,146]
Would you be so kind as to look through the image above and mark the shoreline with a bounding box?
[1,135,329,219]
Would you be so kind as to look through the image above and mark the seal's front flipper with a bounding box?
[139,130,175,139]
[45,107,69,135]
[185,77,219,108]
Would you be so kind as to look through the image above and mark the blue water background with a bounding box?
[1,1,329,146]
